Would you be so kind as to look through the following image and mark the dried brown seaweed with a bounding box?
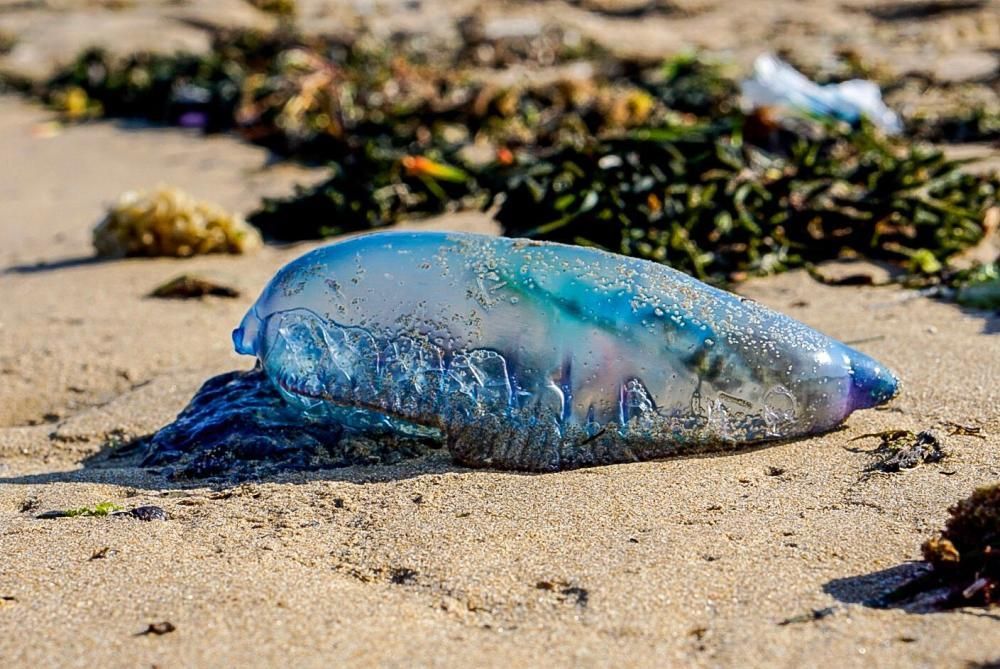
[882,484,1000,609]
[94,187,261,258]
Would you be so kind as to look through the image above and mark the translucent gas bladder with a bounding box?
[234,231,899,470]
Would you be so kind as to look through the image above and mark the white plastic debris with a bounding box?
[741,54,902,134]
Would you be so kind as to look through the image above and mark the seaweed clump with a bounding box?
[29,28,1000,286]
[917,485,1000,608]
[878,484,1000,610]
[40,31,289,129]
[496,121,996,283]
[850,430,945,473]
[149,275,241,299]
[93,187,261,258]
[248,50,739,239]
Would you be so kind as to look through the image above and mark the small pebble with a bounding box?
[137,621,176,636]
[114,505,168,522]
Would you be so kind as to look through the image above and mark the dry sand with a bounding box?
[0,1,999,664]
[0,94,998,669]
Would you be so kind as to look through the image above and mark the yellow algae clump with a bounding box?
[93,187,262,258]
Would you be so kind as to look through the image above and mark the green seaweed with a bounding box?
[17,28,999,290]
[495,120,996,284]
[62,502,123,517]
[955,263,1000,310]
[33,501,124,518]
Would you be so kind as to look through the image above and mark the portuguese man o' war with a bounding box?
[233,231,899,471]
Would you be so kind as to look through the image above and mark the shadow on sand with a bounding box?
[0,366,797,492]
[4,255,112,275]
[971,307,1000,335]
[0,369,460,491]
[0,448,463,491]
[823,564,931,609]
[825,564,1000,618]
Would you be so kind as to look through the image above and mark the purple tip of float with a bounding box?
[847,352,900,411]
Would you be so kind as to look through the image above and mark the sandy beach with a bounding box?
[1,1,999,667]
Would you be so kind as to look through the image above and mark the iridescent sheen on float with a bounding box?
[234,232,899,471]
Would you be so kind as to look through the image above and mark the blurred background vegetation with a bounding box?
[2,1,996,302]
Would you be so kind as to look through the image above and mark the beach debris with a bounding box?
[249,150,486,242]
[496,124,997,285]
[535,580,590,607]
[36,503,168,520]
[93,187,261,258]
[233,231,899,471]
[558,586,590,608]
[243,49,724,240]
[136,622,176,636]
[389,568,418,585]
[141,369,438,481]
[851,430,945,473]
[114,506,168,522]
[880,484,1000,609]
[149,275,241,300]
[36,502,123,519]
[50,85,99,121]
[953,206,999,265]
[21,31,997,291]
[19,497,40,513]
[942,421,986,439]
[740,54,902,133]
[907,103,1000,145]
